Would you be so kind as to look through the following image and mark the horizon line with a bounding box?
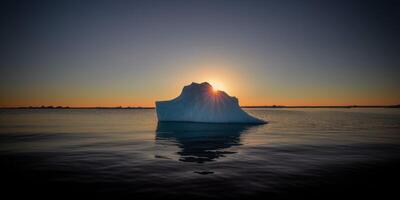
[1,104,399,109]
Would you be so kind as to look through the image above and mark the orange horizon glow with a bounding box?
[1,101,399,108]
[1,64,399,108]
[1,101,399,107]
[1,88,399,108]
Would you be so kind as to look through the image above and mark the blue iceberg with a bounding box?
[155,82,266,124]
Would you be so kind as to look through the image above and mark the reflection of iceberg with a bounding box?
[155,82,265,124]
[155,122,257,163]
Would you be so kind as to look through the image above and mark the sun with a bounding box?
[209,81,226,92]
[212,86,218,92]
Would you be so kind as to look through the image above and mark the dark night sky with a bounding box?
[1,0,399,106]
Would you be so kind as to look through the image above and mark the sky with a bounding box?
[1,0,399,107]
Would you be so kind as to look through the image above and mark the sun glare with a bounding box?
[209,81,225,92]
[212,86,218,92]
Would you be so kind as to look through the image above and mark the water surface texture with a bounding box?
[1,108,399,199]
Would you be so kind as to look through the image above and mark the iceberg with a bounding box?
[155,82,266,124]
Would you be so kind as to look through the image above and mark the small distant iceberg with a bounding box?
[155,82,266,124]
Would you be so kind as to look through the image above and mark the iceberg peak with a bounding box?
[155,82,266,124]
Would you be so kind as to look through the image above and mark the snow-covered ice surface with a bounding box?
[155,82,266,124]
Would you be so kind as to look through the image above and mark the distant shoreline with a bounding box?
[1,105,399,109]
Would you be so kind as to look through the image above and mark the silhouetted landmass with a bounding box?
[1,105,399,109]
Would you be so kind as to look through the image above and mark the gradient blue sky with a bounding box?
[1,0,399,106]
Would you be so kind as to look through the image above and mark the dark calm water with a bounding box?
[1,108,400,199]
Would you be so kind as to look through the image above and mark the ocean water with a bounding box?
[0,108,399,199]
